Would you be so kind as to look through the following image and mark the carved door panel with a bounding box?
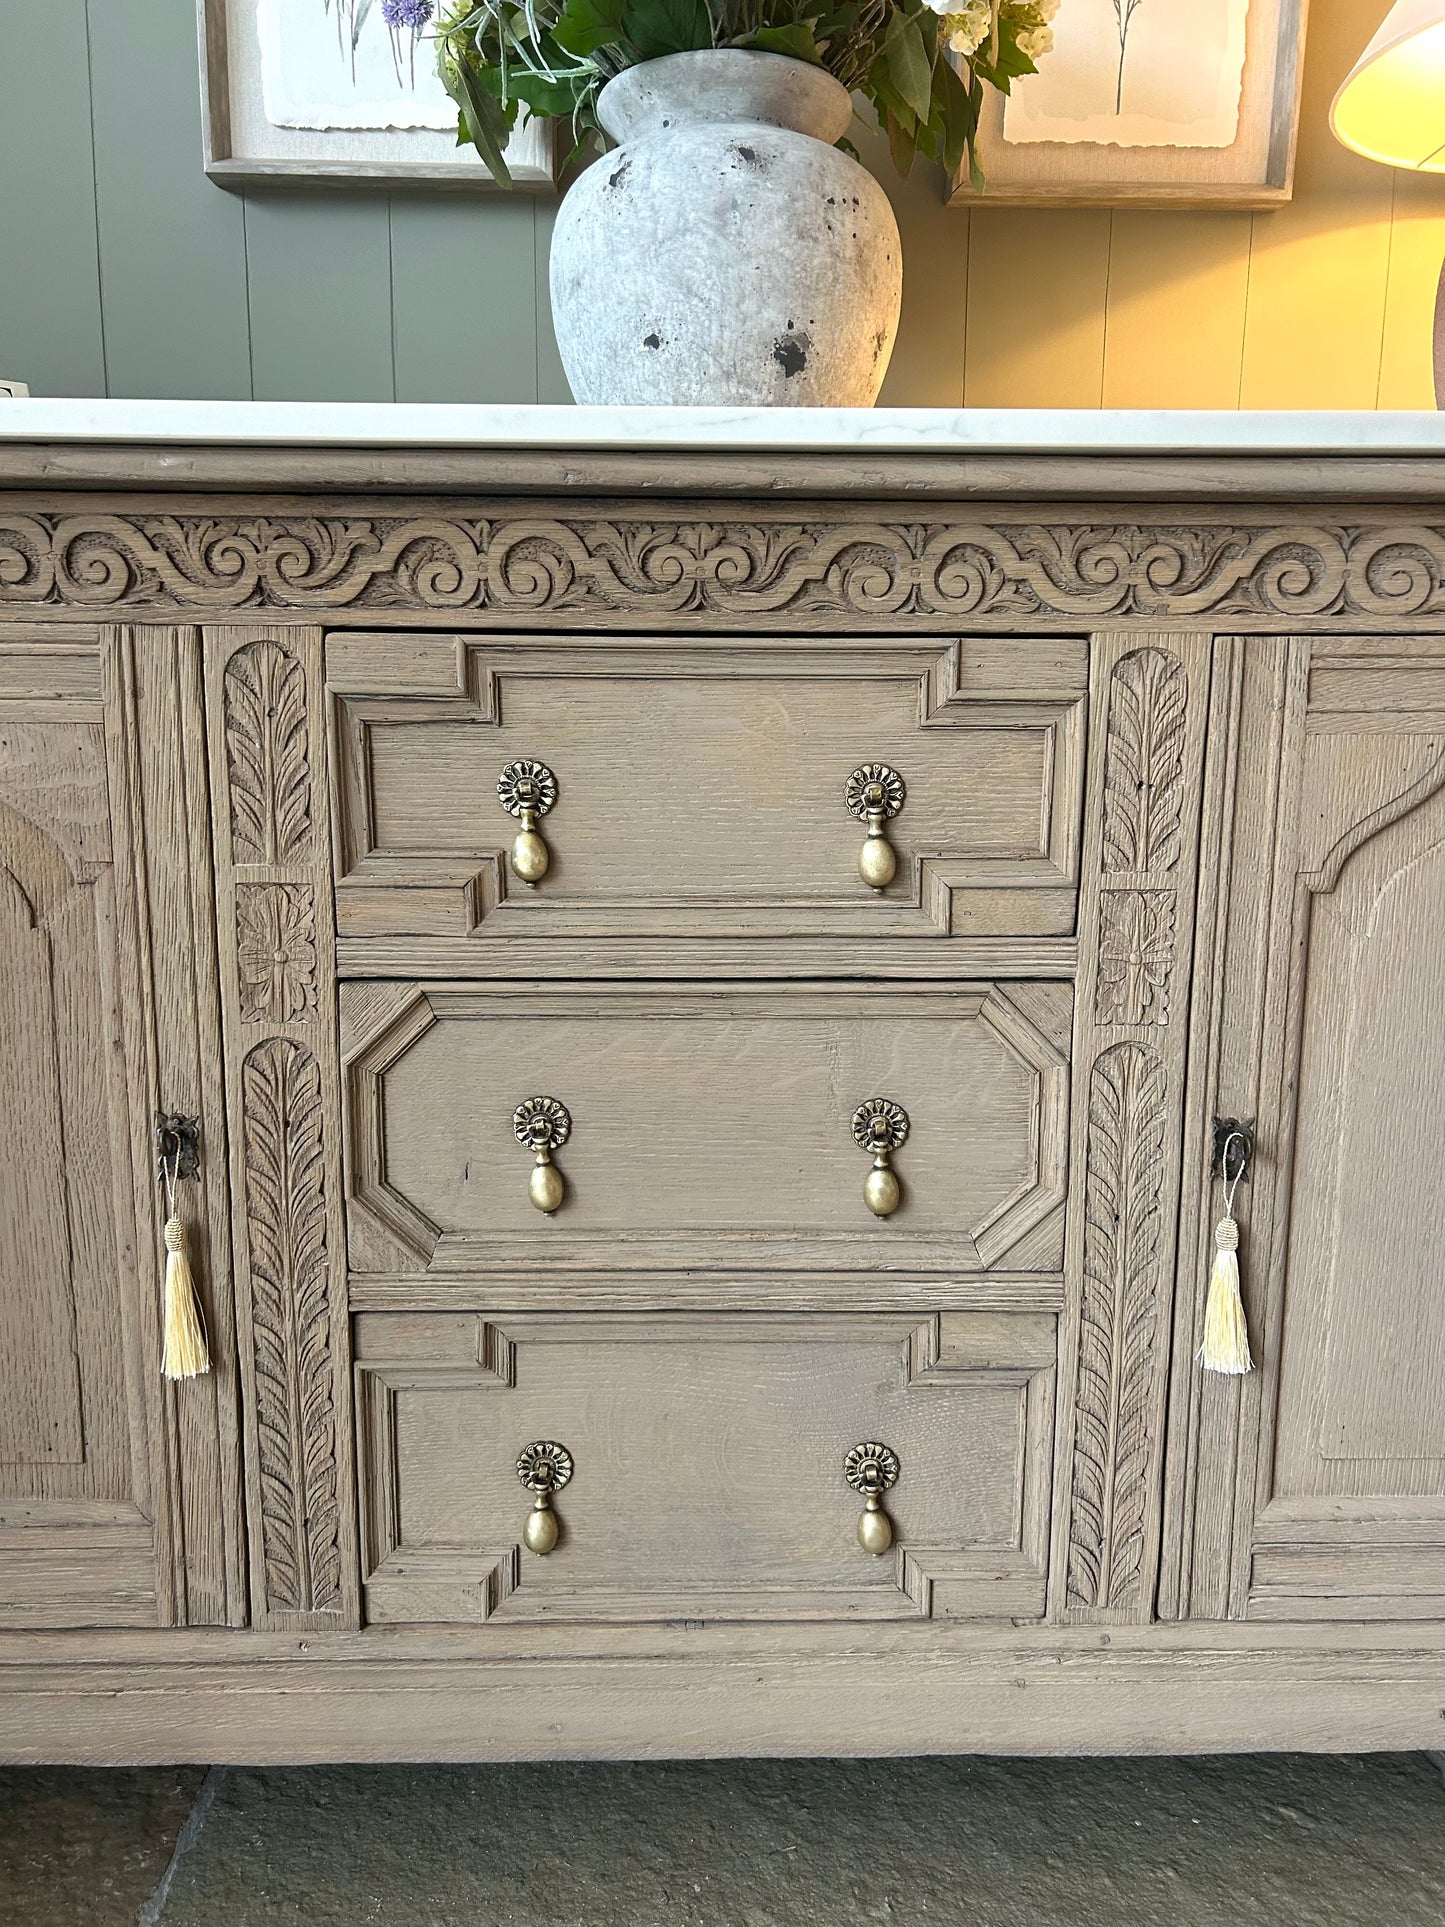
[0,627,244,1627]
[1167,635,1445,1620]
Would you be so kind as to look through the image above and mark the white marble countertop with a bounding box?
[2,398,1445,454]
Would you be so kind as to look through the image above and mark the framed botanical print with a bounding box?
[950,0,1309,207]
[197,0,554,189]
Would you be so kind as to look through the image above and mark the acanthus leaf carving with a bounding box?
[1101,648,1187,873]
[1067,1041,1168,1613]
[224,640,312,865]
[241,1037,341,1616]
[6,512,1445,623]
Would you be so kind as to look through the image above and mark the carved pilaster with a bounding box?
[205,626,358,1630]
[1053,635,1211,1622]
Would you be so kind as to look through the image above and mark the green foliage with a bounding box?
[434,0,1055,189]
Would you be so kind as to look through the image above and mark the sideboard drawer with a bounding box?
[353,1309,1056,1626]
[327,630,1086,950]
[341,980,1071,1275]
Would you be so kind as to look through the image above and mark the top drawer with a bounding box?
[328,631,1085,965]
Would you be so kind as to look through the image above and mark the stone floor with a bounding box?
[1,1754,1442,1927]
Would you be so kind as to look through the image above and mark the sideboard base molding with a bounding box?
[1,1627,1442,1763]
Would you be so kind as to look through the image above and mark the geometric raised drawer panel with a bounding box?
[353,1308,1057,1627]
[327,630,1087,965]
[341,979,1072,1276]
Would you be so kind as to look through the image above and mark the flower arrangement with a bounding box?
[435,0,1057,186]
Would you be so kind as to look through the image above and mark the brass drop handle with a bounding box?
[845,1441,900,1556]
[498,758,558,885]
[845,764,905,892]
[851,1099,909,1218]
[514,1096,571,1214]
[517,1440,573,1555]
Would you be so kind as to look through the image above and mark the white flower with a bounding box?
[942,2,992,52]
[921,0,954,13]
[1018,23,1053,56]
[1033,0,1059,19]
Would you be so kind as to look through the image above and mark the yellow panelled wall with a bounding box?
[877,0,1445,410]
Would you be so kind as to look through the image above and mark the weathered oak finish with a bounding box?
[1167,632,1445,1624]
[354,1309,1055,1627]
[326,630,1087,963]
[1,438,1444,1759]
[341,981,1070,1277]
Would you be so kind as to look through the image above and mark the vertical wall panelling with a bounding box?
[1237,0,1398,409]
[2,0,1444,406]
[390,198,541,403]
[964,211,1112,408]
[86,0,252,400]
[1101,214,1253,410]
[0,0,106,397]
[855,118,968,408]
[1378,171,1442,408]
[532,202,573,404]
[243,196,395,403]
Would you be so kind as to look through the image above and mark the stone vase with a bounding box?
[549,51,903,407]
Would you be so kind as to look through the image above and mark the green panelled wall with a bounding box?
[2,0,1443,408]
[0,0,973,406]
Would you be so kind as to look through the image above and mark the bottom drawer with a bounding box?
[353,1309,1056,1626]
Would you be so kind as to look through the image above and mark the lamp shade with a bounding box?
[1331,1,1445,168]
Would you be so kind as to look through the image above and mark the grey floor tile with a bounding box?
[0,1765,203,1927]
[152,1753,1445,1927]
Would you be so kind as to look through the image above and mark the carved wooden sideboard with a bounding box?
[1,410,1443,1762]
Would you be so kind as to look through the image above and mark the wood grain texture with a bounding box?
[1052,633,1212,1623]
[326,629,1085,957]
[7,444,1445,1755]
[352,1309,1054,1627]
[204,623,359,1632]
[341,980,1071,1277]
[1167,633,1445,1623]
[0,632,185,1627]
[108,626,248,1626]
[2,1623,1444,1763]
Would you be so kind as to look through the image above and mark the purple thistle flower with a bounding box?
[382,0,434,28]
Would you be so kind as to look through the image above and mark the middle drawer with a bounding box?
[342,979,1071,1276]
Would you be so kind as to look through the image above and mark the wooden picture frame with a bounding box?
[950,0,1309,208]
[197,0,555,191]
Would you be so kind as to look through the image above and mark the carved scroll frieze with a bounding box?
[240,1037,341,1616]
[1067,1042,1168,1612]
[236,882,318,1025]
[223,639,312,864]
[7,511,1445,623]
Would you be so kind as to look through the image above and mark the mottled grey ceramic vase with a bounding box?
[549,51,903,407]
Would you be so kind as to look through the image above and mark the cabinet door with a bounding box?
[1168,635,1445,1620]
[0,626,244,1627]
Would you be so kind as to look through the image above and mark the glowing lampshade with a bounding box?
[1331,0,1445,169]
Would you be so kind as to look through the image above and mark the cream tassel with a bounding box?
[160,1158,210,1380]
[1200,1132,1252,1375]
[1201,1214,1251,1375]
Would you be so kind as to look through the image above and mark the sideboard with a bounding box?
[1,403,1442,1763]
